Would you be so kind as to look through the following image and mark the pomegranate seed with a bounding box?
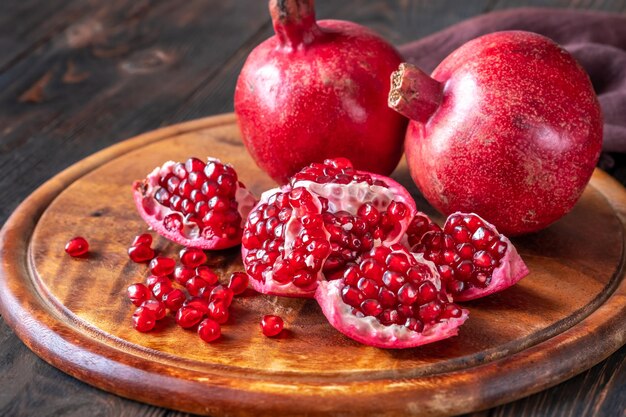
[149,256,176,276]
[179,247,207,267]
[132,307,156,332]
[419,301,442,323]
[131,233,152,247]
[261,315,284,337]
[209,285,234,307]
[228,272,249,295]
[163,213,184,231]
[382,270,405,292]
[474,250,493,268]
[195,266,218,285]
[386,252,411,273]
[417,281,437,303]
[128,244,155,263]
[341,286,364,307]
[184,297,210,314]
[198,319,221,343]
[127,283,151,306]
[65,237,89,257]
[186,276,210,297]
[152,281,173,301]
[357,203,379,226]
[397,283,418,305]
[141,300,167,320]
[441,303,463,319]
[174,266,195,285]
[162,288,186,311]
[405,317,424,332]
[357,278,379,299]
[146,275,170,290]
[176,306,204,328]
[185,157,206,173]
[208,301,229,324]
[386,201,407,221]
[360,299,383,316]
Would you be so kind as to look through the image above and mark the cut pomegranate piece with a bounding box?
[65,237,89,257]
[315,245,468,348]
[410,212,529,301]
[241,158,416,298]
[261,315,284,337]
[132,157,257,249]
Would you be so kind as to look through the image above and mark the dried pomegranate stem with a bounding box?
[270,0,322,48]
[388,63,444,123]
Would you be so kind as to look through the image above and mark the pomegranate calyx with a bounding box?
[388,63,443,124]
[270,0,322,49]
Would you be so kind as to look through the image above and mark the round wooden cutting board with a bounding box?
[0,114,625,417]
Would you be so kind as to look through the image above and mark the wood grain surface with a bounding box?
[0,114,625,416]
[1,1,625,416]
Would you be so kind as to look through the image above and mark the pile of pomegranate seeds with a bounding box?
[65,236,89,257]
[125,238,261,342]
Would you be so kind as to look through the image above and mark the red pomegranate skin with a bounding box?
[402,31,602,236]
[235,0,406,184]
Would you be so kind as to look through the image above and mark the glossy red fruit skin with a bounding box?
[234,0,406,183]
[393,31,602,236]
[198,319,221,343]
[65,237,89,257]
[261,315,284,337]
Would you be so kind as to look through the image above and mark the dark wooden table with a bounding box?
[0,1,624,416]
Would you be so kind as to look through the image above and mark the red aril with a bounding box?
[132,157,257,249]
[151,281,173,302]
[208,301,229,324]
[132,306,156,332]
[389,32,602,236]
[179,247,207,268]
[228,272,249,295]
[186,276,211,297]
[176,306,204,329]
[162,288,186,312]
[241,158,416,298]
[235,0,406,183]
[261,315,284,337]
[128,245,155,263]
[209,285,233,307]
[195,266,218,286]
[65,237,89,257]
[198,319,221,343]
[141,300,167,320]
[149,256,176,277]
[409,212,529,301]
[315,245,468,348]
[131,233,153,247]
[127,283,151,306]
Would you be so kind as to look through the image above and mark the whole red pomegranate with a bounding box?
[389,31,603,236]
[235,0,407,184]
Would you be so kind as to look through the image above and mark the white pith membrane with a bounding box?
[133,159,257,249]
[242,178,415,298]
[315,251,469,349]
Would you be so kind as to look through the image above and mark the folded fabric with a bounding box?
[398,8,626,157]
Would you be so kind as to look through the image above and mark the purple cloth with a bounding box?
[398,8,626,154]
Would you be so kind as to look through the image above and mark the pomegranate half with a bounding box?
[235,0,407,183]
[389,31,603,236]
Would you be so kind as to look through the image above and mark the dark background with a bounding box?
[0,0,624,416]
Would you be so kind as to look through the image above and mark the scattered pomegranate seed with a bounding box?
[176,306,204,329]
[141,300,167,320]
[152,281,173,301]
[149,256,176,276]
[65,237,89,257]
[186,276,210,297]
[132,306,156,332]
[131,233,153,247]
[195,266,218,285]
[184,297,210,315]
[179,247,207,267]
[261,315,284,337]
[228,272,249,295]
[198,319,221,343]
[162,288,186,311]
[208,301,229,324]
[174,266,195,285]
[209,285,233,307]
[128,245,155,263]
[127,283,151,306]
